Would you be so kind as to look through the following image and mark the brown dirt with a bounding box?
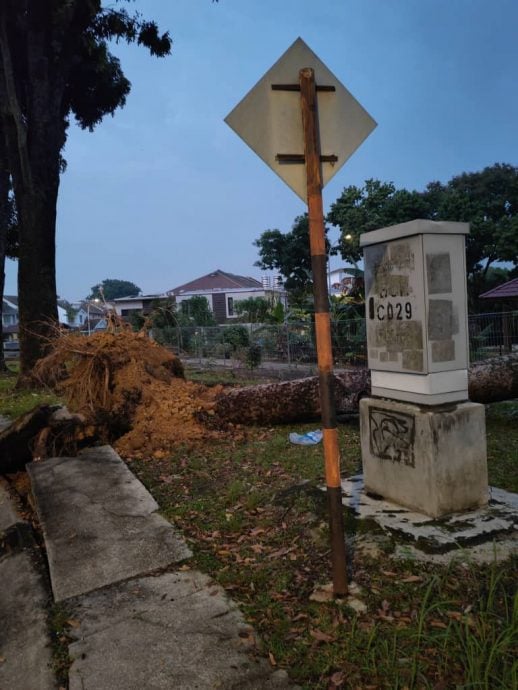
[34,330,233,458]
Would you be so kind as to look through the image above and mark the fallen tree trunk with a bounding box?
[467,354,518,404]
[1,355,516,472]
[213,354,518,425]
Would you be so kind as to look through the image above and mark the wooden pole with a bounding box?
[299,67,348,596]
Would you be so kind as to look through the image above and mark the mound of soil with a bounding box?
[34,330,231,457]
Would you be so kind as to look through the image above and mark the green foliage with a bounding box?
[267,300,286,324]
[245,343,262,369]
[221,325,250,351]
[234,297,272,323]
[129,311,145,331]
[0,370,62,418]
[148,299,177,328]
[328,165,518,310]
[328,179,429,263]
[88,279,141,300]
[180,296,215,326]
[254,214,331,302]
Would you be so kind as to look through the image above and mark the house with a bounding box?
[1,295,70,343]
[479,277,518,305]
[76,301,107,333]
[2,296,18,333]
[167,270,287,323]
[111,294,169,322]
[328,267,364,296]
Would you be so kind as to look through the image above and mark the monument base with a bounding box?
[359,397,488,518]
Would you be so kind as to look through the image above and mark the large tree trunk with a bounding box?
[0,7,63,380]
[213,369,370,425]
[16,166,60,378]
[467,354,518,404]
[213,356,518,425]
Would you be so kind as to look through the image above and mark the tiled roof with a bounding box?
[169,270,262,295]
[480,278,518,300]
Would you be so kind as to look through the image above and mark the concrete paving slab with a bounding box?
[0,480,20,533]
[27,446,191,602]
[68,570,295,689]
[336,475,517,562]
[0,551,56,690]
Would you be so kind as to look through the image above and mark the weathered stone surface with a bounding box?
[68,571,296,690]
[27,446,191,601]
[360,398,488,517]
[0,481,19,532]
[338,474,516,561]
[0,551,56,690]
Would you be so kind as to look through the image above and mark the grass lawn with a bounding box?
[0,363,62,419]
[0,369,516,689]
[128,398,517,689]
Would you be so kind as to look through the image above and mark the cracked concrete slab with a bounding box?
[336,475,517,562]
[68,570,296,689]
[27,446,191,601]
[0,551,56,690]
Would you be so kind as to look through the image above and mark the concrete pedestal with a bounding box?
[359,397,488,518]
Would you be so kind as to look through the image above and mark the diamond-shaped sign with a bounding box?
[225,37,377,202]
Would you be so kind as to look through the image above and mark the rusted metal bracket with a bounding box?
[271,84,336,92]
[276,153,338,164]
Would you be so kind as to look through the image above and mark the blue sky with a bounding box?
[6,0,518,300]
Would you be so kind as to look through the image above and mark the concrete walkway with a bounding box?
[2,445,296,689]
[0,480,57,689]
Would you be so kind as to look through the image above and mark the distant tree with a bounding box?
[328,164,518,311]
[88,279,141,301]
[0,1,171,378]
[180,296,215,326]
[254,214,331,305]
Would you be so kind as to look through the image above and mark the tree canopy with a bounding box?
[0,1,171,378]
[254,214,330,305]
[328,164,518,308]
[254,164,518,312]
[88,279,141,301]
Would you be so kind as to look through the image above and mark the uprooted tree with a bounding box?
[0,331,516,473]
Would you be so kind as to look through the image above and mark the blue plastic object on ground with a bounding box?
[288,430,323,445]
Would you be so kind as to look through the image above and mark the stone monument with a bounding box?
[359,219,488,517]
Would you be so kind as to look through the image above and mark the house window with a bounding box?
[227,297,234,316]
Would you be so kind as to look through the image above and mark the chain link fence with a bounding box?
[152,311,518,369]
